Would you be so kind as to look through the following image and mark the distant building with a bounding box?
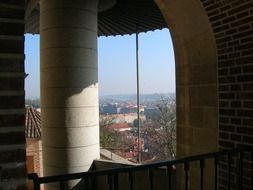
[105,113,146,124]
[106,123,132,132]
[120,107,130,114]
[120,105,145,114]
[100,103,120,114]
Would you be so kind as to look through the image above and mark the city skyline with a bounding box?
[25,28,175,98]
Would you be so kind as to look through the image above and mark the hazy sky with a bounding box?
[25,28,175,99]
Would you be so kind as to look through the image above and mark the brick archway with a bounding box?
[156,0,253,189]
[155,0,218,189]
[156,0,218,157]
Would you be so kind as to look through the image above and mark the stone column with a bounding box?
[40,0,100,180]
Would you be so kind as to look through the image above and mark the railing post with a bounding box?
[84,177,90,190]
[228,153,232,190]
[114,173,119,190]
[108,174,113,190]
[148,168,153,190]
[59,180,67,190]
[28,173,40,190]
[27,148,248,190]
[184,162,189,190]
[128,171,134,190]
[166,165,172,190]
[200,159,205,190]
[91,175,97,190]
[214,157,219,190]
[237,150,244,190]
[251,150,253,190]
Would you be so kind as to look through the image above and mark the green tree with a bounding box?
[133,118,143,128]
[99,115,131,149]
[99,115,114,148]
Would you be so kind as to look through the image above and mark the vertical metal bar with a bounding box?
[251,150,253,190]
[29,173,40,190]
[240,151,244,190]
[166,165,172,190]
[91,175,97,190]
[59,181,66,190]
[184,162,189,190]
[148,168,154,190]
[34,182,40,190]
[85,177,90,190]
[129,172,134,190]
[135,26,141,163]
[237,151,243,190]
[200,159,205,190]
[228,154,231,190]
[237,153,241,190]
[214,157,218,190]
[114,174,119,190]
[108,174,113,190]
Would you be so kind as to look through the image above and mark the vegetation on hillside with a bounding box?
[100,95,176,162]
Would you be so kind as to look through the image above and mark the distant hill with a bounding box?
[100,93,175,103]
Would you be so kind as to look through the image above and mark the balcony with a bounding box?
[28,147,253,190]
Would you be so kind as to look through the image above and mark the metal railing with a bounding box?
[28,147,253,190]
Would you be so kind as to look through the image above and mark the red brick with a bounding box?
[243,83,253,91]
[0,132,25,145]
[220,124,235,132]
[230,16,253,28]
[228,4,251,15]
[0,96,24,109]
[210,12,228,22]
[243,101,253,108]
[219,140,235,148]
[220,117,229,123]
[230,118,241,124]
[0,39,24,54]
[230,84,241,91]
[0,7,24,19]
[219,76,236,84]
[0,149,25,164]
[0,22,24,36]
[242,119,253,126]
[237,109,253,117]
[0,58,24,72]
[0,114,24,127]
[0,1,25,6]
[0,78,24,90]
[233,29,253,39]
[220,132,229,139]
[243,136,253,143]
[231,101,242,108]
[0,165,26,180]
[237,127,253,135]
[231,134,241,141]
[237,74,253,82]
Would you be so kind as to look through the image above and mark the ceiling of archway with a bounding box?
[25,0,167,36]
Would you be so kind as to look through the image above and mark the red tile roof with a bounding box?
[25,105,41,138]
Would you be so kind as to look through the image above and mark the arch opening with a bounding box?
[155,0,218,189]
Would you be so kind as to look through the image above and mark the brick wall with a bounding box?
[201,0,253,189]
[0,0,26,190]
[26,138,43,177]
[0,0,252,189]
